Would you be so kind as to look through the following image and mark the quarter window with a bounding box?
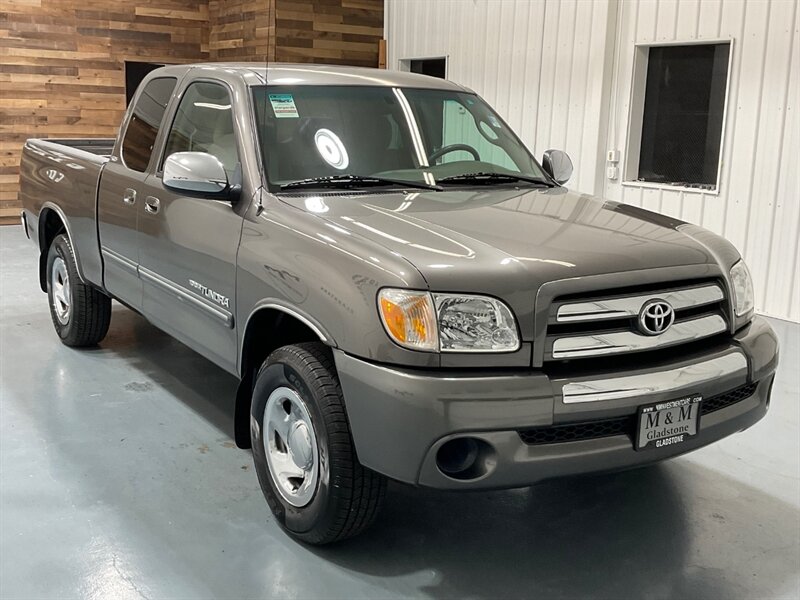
[120,77,176,172]
[163,82,239,176]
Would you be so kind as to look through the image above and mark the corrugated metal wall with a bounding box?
[386,0,800,322]
[385,0,615,194]
[605,0,799,322]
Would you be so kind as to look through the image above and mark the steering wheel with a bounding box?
[428,144,480,163]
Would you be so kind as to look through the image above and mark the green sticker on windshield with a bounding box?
[269,93,299,118]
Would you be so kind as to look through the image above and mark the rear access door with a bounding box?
[98,76,177,309]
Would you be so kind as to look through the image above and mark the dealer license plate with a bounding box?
[636,394,702,451]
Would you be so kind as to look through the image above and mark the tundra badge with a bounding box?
[189,279,230,308]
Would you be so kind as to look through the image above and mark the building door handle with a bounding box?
[123,188,136,205]
[144,196,161,214]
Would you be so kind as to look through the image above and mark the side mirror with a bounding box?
[541,149,573,185]
[163,152,229,196]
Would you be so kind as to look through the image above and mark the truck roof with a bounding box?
[155,62,469,92]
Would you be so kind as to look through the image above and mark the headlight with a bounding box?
[378,289,520,352]
[377,289,438,351]
[434,293,520,352]
[730,260,754,317]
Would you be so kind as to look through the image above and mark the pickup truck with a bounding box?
[19,63,779,544]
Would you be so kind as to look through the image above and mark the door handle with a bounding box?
[123,188,136,205]
[144,196,161,214]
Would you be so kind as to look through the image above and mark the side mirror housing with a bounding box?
[163,152,229,197]
[542,149,573,185]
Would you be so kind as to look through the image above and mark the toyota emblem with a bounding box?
[638,299,675,335]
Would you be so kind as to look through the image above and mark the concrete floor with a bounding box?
[1,225,798,600]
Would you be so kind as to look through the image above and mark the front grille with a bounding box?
[700,382,758,415]
[543,280,729,362]
[518,415,635,445]
[518,381,759,446]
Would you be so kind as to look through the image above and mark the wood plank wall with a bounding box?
[0,0,384,221]
[208,0,274,61]
[0,0,209,221]
[275,0,383,67]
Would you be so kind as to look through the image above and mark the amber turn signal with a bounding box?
[377,289,438,351]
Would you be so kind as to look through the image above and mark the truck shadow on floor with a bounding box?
[98,305,240,438]
[97,305,799,600]
[315,465,800,599]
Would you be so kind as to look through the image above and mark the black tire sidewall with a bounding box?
[250,355,339,538]
[46,234,75,340]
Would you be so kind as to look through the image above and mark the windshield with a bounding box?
[252,85,547,190]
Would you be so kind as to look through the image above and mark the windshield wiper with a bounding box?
[438,172,555,187]
[280,174,441,191]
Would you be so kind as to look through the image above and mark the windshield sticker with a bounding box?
[269,93,299,118]
[314,128,349,170]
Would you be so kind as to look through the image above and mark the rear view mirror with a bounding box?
[163,152,229,196]
[542,149,573,185]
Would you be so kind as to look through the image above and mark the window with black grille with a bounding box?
[400,57,447,79]
[636,43,730,189]
[409,57,447,79]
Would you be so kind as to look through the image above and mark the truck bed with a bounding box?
[41,138,116,156]
[18,137,116,287]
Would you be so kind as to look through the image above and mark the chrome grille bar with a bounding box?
[559,351,747,404]
[551,314,727,359]
[556,283,724,323]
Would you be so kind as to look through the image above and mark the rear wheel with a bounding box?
[250,342,386,544]
[46,234,111,347]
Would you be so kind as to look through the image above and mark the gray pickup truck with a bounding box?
[19,63,779,544]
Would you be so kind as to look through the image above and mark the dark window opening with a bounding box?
[125,61,166,106]
[409,58,447,79]
[120,77,176,172]
[638,43,730,189]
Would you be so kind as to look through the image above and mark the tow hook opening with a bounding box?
[436,437,495,481]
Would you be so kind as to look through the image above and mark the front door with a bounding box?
[98,76,177,308]
[137,80,243,373]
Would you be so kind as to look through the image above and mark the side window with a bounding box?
[121,77,176,172]
[163,81,239,176]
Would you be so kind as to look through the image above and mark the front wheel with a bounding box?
[250,342,386,544]
[46,234,111,347]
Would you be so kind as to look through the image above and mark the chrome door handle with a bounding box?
[123,188,136,205]
[144,196,160,214]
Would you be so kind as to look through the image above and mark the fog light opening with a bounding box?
[435,437,494,481]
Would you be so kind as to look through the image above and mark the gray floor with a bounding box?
[1,225,798,600]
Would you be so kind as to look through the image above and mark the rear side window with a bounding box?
[121,77,177,172]
[162,81,239,177]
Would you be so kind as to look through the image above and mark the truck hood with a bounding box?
[278,186,724,338]
[280,186,716,279]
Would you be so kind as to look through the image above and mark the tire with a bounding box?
[46,234,111,347]
[250,342,386,544]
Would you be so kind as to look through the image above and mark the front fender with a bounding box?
[235,196,438,369]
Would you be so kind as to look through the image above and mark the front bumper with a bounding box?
[334,316,779,489]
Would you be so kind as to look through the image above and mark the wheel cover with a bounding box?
[263,386,319,507]
[51,256,71,325]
